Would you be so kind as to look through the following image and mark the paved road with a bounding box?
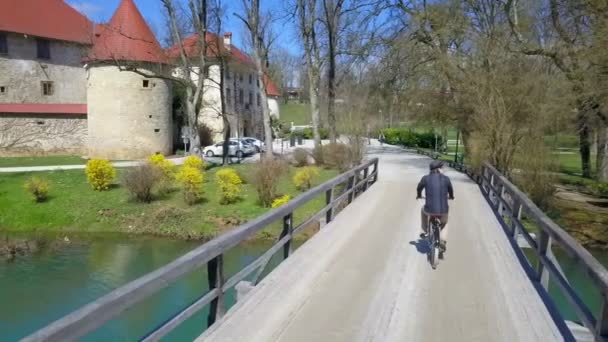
[198,146,564,342]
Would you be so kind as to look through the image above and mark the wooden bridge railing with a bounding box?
[23,158,379,342]
[480,162,608,341]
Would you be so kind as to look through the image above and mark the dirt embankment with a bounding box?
[552,186,608,249]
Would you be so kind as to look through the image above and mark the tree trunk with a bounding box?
[327,30,337,143]
[578,110,592,178]
[598,124,608,182]
[185,88,201,154]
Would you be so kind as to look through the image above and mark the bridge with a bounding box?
[23,145,608,342]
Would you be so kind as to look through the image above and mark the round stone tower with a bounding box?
[86,0,172,160]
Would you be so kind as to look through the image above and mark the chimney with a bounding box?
[223,32,232,51]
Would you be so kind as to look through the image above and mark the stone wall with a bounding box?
[0,114,87,156]
[87,64,173,160]
[0,32,87,104]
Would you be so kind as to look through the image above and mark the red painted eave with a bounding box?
[0,104,87,115]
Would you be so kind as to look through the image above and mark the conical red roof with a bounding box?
[88,0,168,64]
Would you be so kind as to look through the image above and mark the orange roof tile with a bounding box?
[88,0,168,64]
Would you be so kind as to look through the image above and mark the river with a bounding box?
[0,234,605,340]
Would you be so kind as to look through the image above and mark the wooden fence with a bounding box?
[23,158,379,342]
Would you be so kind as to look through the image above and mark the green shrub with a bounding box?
[293,167,320,191]
[85,159,116,191]
[302,127,330,140]
[24,177,50,203]
[252,158,288,207]
[293,148,309,167]
[176,166,204,205]
[381,128,444,148]
[594,183,608,198]
[272,195,291,208]
[122,163,161,203]
[216,168,242,204]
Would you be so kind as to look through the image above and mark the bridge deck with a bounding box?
[198,148,563,342]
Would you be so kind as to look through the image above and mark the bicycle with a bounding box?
[426,214,443,269]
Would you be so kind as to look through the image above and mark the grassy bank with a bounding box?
[279,102,312,126]
[0,164,338,241]
[0,155,87,168]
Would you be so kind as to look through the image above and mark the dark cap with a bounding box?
[429,160,444,170]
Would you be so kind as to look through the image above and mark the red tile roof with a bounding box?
[264,75,281,97]
[0,104,87,115]
[0,0,94,44]
[168,33,280,97]
[88,0,168,64]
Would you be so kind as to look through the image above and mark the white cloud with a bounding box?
[67,1,104,19]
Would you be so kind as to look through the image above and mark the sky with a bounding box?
[66,0,300,54]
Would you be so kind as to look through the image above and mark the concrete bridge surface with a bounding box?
[198,146,563,342]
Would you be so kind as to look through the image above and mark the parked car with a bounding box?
[203,140,254,158]
[232,137,265,152]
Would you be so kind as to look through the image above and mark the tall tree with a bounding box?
[505,0,608,180]
[297,0,323,149]
[237,0,275,158]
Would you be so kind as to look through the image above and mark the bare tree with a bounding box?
[297,0,323,148]
[505,0,608,180]
[236,0,275,158]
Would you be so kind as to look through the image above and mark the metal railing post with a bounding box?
[536,230,551,290]
[326,188,334,224]
[281,213,293,259]
[347,175,355,204]
[596,297,608,338]
[363,167,369,191]
[207,255,225,326]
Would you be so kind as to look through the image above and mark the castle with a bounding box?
[0,0,280,160]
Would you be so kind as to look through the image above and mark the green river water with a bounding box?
[0,234,606,341]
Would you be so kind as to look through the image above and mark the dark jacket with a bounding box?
[417,172,454,214]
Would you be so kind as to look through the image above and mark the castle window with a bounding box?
[257,79,259,87]
[226,88,231,105]
[257,94,260,107]
[249,92,253,105]
[0,34,7,54]
[239,89,243,104]
[41,81,54,96]
[36,120,45,125]
[148,115,152,118]
[225,66,231,79]
[36,38,51,59]
[154,129,160,133]
[142,80,150,88]
[0,86,6,95]
[249,74,252,84]
[239,73,243,82]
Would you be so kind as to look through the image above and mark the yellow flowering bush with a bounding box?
[24,177,50,202]
[176,166,204,205]
[183,155,205,170]
[85,159,116,191]
[216,168,242,204]
[271,195,291,208]
[293,167,320,191]
[148,154,176,179]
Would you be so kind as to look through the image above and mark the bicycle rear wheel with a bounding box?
[430,222,440,269]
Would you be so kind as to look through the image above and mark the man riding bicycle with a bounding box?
[416,161,454,258]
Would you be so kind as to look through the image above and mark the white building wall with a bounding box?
[0,32,87,104]
[87,64,172,160]
[268,97,280,119]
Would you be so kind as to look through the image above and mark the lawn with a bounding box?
[279,102,312,126]
[0,155,87,168]
[0,164,338,240]
[553,152,597,176]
